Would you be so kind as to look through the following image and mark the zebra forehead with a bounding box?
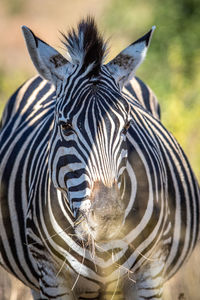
[61,16,107,76]
[59,95,129,124]
[56,83,130,121]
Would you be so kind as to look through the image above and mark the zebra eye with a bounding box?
[121,120,131,135]
[60,121,74,136]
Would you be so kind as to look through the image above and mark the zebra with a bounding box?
[0,17,199,300]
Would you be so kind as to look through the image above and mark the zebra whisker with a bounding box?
[110,268,121,300]
[74,215,85,226]
[127,243,158,263]
[71,241,86,291]
[89,234,98,272]
[56,255,68,278]
[24,223,73,247]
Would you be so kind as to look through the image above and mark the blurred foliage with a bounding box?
[103,0,200,180]
[2,0,26,15]
[0,67,29,115]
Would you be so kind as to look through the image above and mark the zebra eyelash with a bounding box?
[121,120,132,135]
[59,120,75,136]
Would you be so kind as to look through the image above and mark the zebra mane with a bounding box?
[61,16,107,76]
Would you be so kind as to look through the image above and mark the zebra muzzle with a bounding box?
[75,181,125,242]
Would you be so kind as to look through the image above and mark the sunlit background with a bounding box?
[0,0,200,299]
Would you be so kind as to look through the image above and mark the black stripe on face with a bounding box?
[49,68,130,208]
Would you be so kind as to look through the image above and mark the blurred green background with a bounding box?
[0,1,200,299]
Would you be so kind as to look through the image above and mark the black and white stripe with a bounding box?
[0,17,199,300]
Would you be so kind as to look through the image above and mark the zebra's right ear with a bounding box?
[22,26,71,84]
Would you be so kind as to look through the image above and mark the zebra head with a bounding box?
[22,17,155,243]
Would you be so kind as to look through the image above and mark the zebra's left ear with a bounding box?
[22,26,71,84]
[106,26,156,89]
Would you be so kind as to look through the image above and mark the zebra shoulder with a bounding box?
[123,76,161,119]
[0,76,52,128]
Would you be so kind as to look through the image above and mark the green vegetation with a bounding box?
[2,0,26,15]
[0,68,29,116]
[103,0,200,180]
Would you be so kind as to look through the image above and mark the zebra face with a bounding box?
[22,17,155,242]
[48,69,132,241]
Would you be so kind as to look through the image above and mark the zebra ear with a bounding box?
[106,26,156,89]
[22,26,70,84]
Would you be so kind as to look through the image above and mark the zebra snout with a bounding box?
[88,205,124,227]
[90,181,124,214]
[86,206,124,242]
[87,182,125,241]
[75,182,125,242]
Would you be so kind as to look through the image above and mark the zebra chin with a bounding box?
[74,181,125,243]
[75,219,124,244]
